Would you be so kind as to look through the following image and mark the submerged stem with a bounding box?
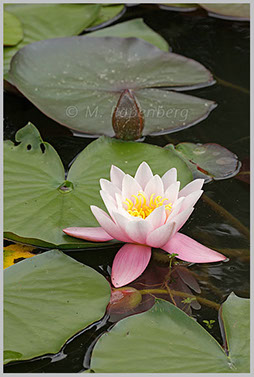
[202,194,250,239]
[138,288,220,310]
[215,76,250,95]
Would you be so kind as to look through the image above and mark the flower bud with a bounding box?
[112,89,144,141]
[108,287,142,313]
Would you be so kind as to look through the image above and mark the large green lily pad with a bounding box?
[4,123,192,248]
[85,4,126,31]
[89,18,169,51]
[4,3,100,76]
[200,4,250,21]
[90,293,249,372]
[9,36,215,137]
[4,11,23,46]
[165,142,241,183]
[4,249,111,364]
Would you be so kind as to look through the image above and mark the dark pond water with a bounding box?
[4,4,250,373]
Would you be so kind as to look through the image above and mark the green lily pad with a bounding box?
[4,249,111,364]
[165,142,241,183]
[4,123,192,248]
[4,11,23,46]
[85,4,126,31]
[219,293,250,371]
[4,3,100,77]
[9,36,215,138]
[90,293,249,372]
[89,18,169,51]
[200,4,250,21]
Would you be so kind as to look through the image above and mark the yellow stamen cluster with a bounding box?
[123,192,172,219]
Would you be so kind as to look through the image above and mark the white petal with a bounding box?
[122,174,142,201]
[100,190,117,220]
[126,219,153,244]
[144,174,164,198]
[169,206,194,236]
[134,161,153,190]
[100,178,121,199]
[167,197,185,219]
[110,165,125,189]
[112,211,134,242]
[145,205,166,230]
[179,179,204,198]
[164,181,180,204]
[162,168,177,191]
[146,221,176,248]
[91,205,129,242]
[181,190,203,211]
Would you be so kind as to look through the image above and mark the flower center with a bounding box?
[123,192,172,219]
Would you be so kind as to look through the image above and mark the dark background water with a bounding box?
[4,4,250,373]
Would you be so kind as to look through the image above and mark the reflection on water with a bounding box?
[4,4,249,374]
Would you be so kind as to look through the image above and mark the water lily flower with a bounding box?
[63,162,226,287]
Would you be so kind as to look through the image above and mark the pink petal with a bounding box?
[122,174,142,201]
[181,190,203,211]
[161,232,227,263]
[134,161,153,190]
[164,181,180,204]
[111,244,152,287]
[162,168,177,191]
[91,205,129,242]
[179,179,204,198]
[63,227,113,242]
[144,174,164,198]
[126,219,153,244]
[110,165,125,189]
[146,221,176,248]
[100,179,121,199]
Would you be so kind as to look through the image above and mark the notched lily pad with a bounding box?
[10,36,215,138]
[4,123,192,248]
[90,293,250,372]
[200,4,250,21]
[4,249,111,364]
[236,157,250,184]
[165,142,241,183]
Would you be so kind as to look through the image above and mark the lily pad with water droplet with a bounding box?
[89,18,169,51]
[4,3,100,77]
[90,293,249,372]
[9,36,215,138]
[4,123,192,248]
[200,4,250,21]
[4,249,111,364]
[4,11,23,46]
[165,142,241,183]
